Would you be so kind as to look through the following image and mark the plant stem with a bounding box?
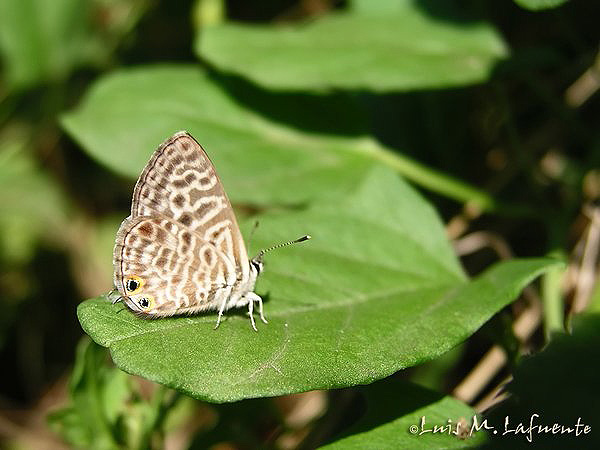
[542,254,565,340]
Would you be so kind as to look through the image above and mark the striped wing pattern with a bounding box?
[131,132,249,280]
[112,131,253,319]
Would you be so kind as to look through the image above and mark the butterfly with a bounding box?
[111,131,309,330]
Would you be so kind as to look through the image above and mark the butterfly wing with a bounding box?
[130,131,250,282]
[113,216,238,316]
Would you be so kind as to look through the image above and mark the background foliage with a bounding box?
[0,0,598,449]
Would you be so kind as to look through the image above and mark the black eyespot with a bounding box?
[139,297,149,308]
[126,279,139,292]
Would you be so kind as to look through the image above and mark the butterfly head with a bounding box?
[250,258,264,276]
[121,275,156,314]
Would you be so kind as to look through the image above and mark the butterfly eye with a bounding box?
[124,275,143,294]
[138,296,154,311]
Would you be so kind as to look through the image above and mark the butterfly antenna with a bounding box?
[256,235,311,261]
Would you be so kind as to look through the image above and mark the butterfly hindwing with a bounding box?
[113,215,237,316]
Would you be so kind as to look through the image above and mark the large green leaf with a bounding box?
[78,166,561,402]
[0,0,147,90]
[321,379,486,449]
[196,0,508,91]
[61,64,495,209]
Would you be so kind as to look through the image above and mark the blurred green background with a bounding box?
[0,0,599,448]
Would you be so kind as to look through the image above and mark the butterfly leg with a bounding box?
[245,292,267,330]
[247,299,258,332]
[256,295,268,325]
[214,295,229,329]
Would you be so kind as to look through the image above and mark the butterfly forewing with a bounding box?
[130,131,249,280]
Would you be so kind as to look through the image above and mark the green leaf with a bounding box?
[61,64,367,205]
[0,0,148,90]
[484,313,600,448]
[61,64,495,209]
[513,0,569,11]
[49,337,180,449]
[195,1,508,91]
[77,166,561,402]
[48,337,126,449]
[0,127,69,264]
[322,379,486,449]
